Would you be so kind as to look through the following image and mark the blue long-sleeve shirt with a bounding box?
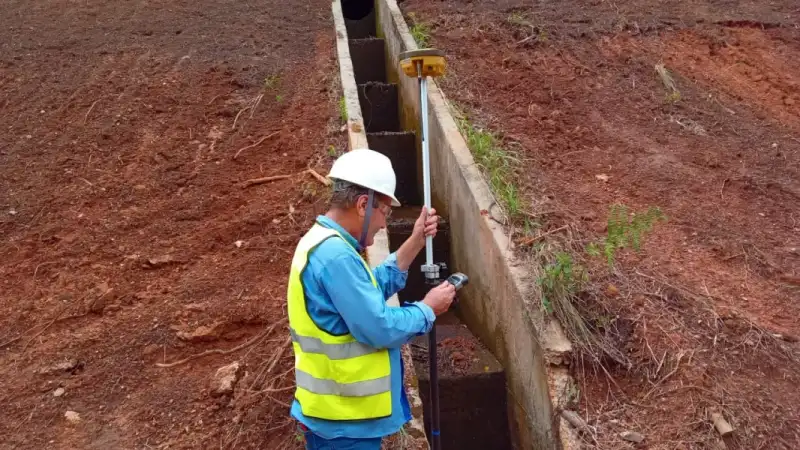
[290,215,436,439]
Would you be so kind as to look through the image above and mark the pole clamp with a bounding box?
[421,263,439,280]
[421,262,449,284]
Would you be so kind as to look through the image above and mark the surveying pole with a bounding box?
[399,48,469,450]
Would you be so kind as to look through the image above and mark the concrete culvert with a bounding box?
[341,0,373,19]
[342,0,376,39]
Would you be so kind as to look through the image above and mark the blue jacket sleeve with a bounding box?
[320,252,435,349]
[371,253,408,300]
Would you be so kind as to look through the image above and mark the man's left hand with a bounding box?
[412,207,439,247]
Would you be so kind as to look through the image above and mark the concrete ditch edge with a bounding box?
[331,2,430,448]
[375,0,581,448]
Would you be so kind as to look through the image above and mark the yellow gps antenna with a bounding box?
[399,48,446,78]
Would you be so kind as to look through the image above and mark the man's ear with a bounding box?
[356,194,368,218]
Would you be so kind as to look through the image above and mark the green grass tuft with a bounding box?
[538,252,587,314]
[264,74,280,91]
[339,97,347,122]
[408,13,431,48]
[455,115,524,220]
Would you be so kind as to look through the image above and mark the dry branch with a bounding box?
[516,224,569,247]
[266,336,291,375]
[233,131,279,160]
[0,307,86,350]
[21,312,89,354]
[83,99,100,125]
[711,412,734,437]
[249,94,264,119]
[266,394,291,408]
[156,321,283,368]
[561,409,592,435]
[239,174,293,188]
[306,168,331,186]
[516,34,539,46]
[232,106,251,131]
[643,351,685,399]
[240,169,331,189]
[0,334,23,349]
[252,384,294,395]
[249,336,292,391]
[655,63,678,93]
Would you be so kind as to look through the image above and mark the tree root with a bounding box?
[156,320,285,368]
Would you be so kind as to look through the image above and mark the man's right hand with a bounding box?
[422,281,456,316]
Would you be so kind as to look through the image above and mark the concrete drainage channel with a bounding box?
[333,1,577,449]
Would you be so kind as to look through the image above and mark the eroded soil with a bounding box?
[402,0,800,448]
[0,0,344,448]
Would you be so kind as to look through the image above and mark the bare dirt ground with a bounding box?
[401,0,800,448]
[0,0,346,448]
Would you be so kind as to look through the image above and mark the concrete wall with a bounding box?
[331,2,430,447]
[374,0,575,448]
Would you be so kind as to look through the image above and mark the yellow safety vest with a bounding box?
[287,223,392,420]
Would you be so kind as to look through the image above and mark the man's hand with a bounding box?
[395,207,441,271]
[422,281,456,316]
[412,207,439,247]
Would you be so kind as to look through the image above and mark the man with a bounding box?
[287,148,456,449]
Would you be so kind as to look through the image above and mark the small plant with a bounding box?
[507,11,548,44]
[339,97,347,122]
[664,90,681,104]
[264,74,280,91]
[455,115,524,220]
[275,94,284,103]
[538,252,586,314]
[301,180,318,201]
[587,203,666,266]
[327,144,337,157]
[507,11,527,26]
[408,13,431,48]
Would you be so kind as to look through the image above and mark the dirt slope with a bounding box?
[0,0,343,448]
[401,0,800,448]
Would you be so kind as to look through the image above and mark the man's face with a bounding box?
[357,194,392,247]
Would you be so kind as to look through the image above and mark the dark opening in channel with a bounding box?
[341,0,373,20]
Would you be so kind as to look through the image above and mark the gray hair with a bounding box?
[329,180,381,209]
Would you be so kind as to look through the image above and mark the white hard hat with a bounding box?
[328,148,401,207]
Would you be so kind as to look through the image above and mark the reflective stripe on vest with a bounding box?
[295,369,391,397]
[287,223,392,421]
[289,328,379,360]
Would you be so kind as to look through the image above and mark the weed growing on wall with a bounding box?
[454,115,524,221]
